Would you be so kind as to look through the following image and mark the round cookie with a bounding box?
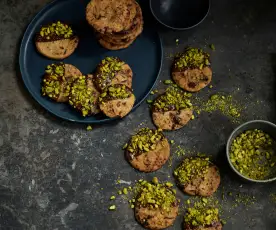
[135,181,179,230]
[125,128,170,172]
[86,0,137,33]
[69,75,100,116]
[99,2,143,42]
[35,21,79,59]
[99,84,135,118]
[152,86,193,130]
[42,63,82,102]
[174,157,221,197]
[172,48,212,92]
[98,37,136,50]
[183,207,222,230]
[94,57,133,91]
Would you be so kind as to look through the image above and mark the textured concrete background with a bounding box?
[0,0,276,229]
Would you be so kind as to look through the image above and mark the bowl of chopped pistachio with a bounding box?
[226,120,276,182]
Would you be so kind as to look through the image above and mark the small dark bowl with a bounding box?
[226,120,276,183]
[150,0,210,30]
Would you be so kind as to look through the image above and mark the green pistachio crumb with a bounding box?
[170,140,175,144]
[230,129,275,180]
[152,177,159,184]
[174,157,210,185]
[164,80,173,84]
[86,125,93,131]
[136,181,177,212]
[126,128,164,154]
[147,99,153,104]
[122,143,128,150]
[123,188,128,195]
[69,76,96,117]
[210,44,215,51]
[184,206,219,227]
[118,190,122,195]
[38,22,74,40]
[131,204,135,209]
[110,196,116,200]
[95,57,125,90]
[109,205,116,210]
[150,91,155,95]
[174,47,210,70]
[152,86,193,112]
[99,84,131,103]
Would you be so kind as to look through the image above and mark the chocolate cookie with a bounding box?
[172,48,212,92]
[86,0,137,33]
[152,86,193,130]
[35,21,79,59]
[135,181,179,230]
[94,57,133,91]
[69,75,100,116]
[183,206,222,230]
[174,157,221,197]
[125,128,170,172]
[99,84,135,118]
[41,63,82,102]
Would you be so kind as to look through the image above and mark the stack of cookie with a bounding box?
[86,0,143,50]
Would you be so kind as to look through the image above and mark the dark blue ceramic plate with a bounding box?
[19,0,162,123]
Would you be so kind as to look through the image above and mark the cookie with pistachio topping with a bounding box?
[152,86,193,130]
[99,84,135,118]
[135,181,179,230]
[94,57,133,91]
[174,157,220,197]
[172,48,212,92]
[183,206,222,230]
[124,128,170,172]
[35,21,79,60]
[69,75,100,116]
[41,63,82,102]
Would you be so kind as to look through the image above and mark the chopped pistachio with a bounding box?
[136,181,177,212]
[229,129,275,180]
[86,125,93,131]
[174,47,210,70]
[174,157,210,185]
[184,206,219,227]
[109,205,116,210]
[38,22,74,40]
[99,84,131,103]
[164,80,173,84]
[122,143,128,150]
[147,99,153,104]
[69,76,97,117]
[110,196,116,200]
[118,190,122,195]
[126,128,164,155]
[131,204,135,209]
[152,86,193,112]
[123,188,128,195]
[170,140,175,144]
[210,44,215,51]
[95,57,125,91]
[152,177,159,184]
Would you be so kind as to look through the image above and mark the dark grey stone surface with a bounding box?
[0,0,276,229]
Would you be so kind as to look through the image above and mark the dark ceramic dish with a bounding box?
[150,0,210,30]
[19,0,162,123]
[226,120,276,183]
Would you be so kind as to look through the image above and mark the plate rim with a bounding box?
[19,0,163,124]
